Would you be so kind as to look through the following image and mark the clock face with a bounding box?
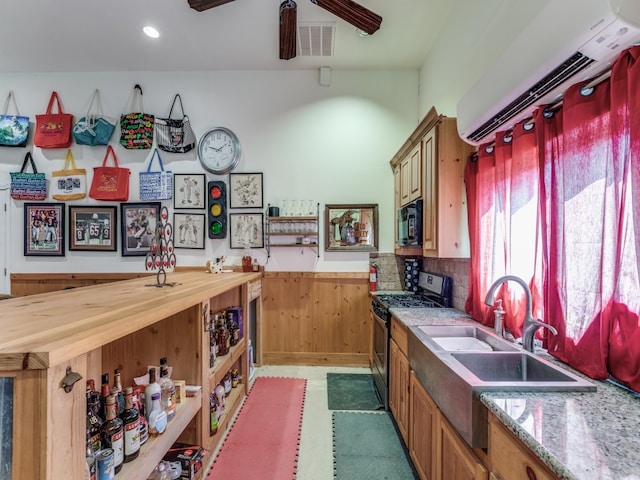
[198,127,241,174]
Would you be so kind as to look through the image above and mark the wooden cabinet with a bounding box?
[390,107,475,257]
[438,414,488,480]
[0,271,261,480]
[389,339,410,442]
[409,371,487,480]
[409,371,438,480]
[488,413,558,480]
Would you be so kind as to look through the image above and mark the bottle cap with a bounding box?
[151,392,161,400]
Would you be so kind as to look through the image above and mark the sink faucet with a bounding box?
[484,275,557,352]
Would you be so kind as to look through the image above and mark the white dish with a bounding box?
[222,269,234,273]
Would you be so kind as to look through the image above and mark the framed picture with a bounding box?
[173,173,206,209]
[229,172,263,209]
[229,213,264,249]
[120,202,161,256]
[174,213,205,249]
[68,206,117,252]
[325,204,379,252]
[24,203,65,256]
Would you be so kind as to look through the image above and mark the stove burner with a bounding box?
[376,294,440,308]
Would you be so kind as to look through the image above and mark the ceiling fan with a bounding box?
[187,0,383,61]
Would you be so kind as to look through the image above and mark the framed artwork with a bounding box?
[229,172,263,209]
[229,213,264,249]
[24,203,65,256]
[120,202,161,256]
[325,204,379,252]
[173,173,206,209]
[68,206,117,252]
[174,213,205,249]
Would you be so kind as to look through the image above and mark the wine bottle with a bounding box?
[120,386,140,463]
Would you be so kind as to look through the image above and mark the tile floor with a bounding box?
[209,364,373,479]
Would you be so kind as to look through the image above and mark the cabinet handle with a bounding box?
[525,465,537,480]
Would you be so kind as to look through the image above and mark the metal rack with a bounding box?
[265,202,320,258]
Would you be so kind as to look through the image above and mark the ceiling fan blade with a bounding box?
[188,0,236,12]
[280,0,297,60]
[310,0,382,35]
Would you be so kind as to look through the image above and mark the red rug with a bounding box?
[206,377,307,480]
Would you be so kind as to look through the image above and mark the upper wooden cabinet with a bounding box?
[390,107,475,258]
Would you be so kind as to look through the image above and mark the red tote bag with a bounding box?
[89,145,130,201]
[34,91,73,148]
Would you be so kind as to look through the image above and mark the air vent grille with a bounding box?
[467,51,596,143]
[298,22,335,57]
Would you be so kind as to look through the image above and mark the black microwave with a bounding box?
[397,199,423,247]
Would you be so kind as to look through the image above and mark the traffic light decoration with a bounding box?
[207,181,227,239]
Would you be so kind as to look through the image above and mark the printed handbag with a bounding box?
[52,149,87,200]
[0,90,29,147]
[139,148,173,201]
[119,84,154,150]
[72,89,116,146]
[155,93,196,154]
[34,91,73,149]
[10,152,47,200]
[89,145,130,201]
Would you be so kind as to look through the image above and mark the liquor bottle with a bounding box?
[86,429,96,480]
[209,317,216,368]
[216,316,230,356]
[120,386,140,463]
[112,369,125,415]
[147,392,167,435]
[86,382,102,453]
[158,358,176,421]
[99,373,110,421]
[227,311,238,347]
[101,394,124,474]
[144,368,161,420]
[242,246,252,272]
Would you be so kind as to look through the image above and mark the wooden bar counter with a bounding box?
[0,270,262,480]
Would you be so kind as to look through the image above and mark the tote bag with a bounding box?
[89,145,130,201]
[11,152,47,200]
[155,94,196,154]
[34,91,73,148]
[52,149,87,200]
[72,89,116,146]
[139,148,173,201]
[0,90,29,147]
[119,84,154,150]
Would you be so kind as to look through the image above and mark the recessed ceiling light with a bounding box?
[143,26,160,38]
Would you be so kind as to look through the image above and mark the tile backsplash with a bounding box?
[370,253,470,313]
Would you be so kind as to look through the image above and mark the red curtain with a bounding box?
[466,46,640,391]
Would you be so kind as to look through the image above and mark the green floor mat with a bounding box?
[326,373,383,411]
[333,411,418,480]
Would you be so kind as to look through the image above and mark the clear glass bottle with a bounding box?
[101,394,124,474]
[144,368,161,421]
[120,386,140,463]
[147,392,167,435]
[242,246,252,272]
[158,358,176,422]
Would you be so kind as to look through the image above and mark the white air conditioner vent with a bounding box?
[298,22,335,57]
[457,0,640,146]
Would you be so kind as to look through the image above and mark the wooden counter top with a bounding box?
[0,271,261,371]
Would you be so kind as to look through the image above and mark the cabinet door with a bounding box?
[400,155,412,205]
[409,371,438,480]
[408,142,423,202]
[439,414,488,480]
[389,339,400,419]
[489,415,557,480]
[396,348,410,443]
[394,165,401,248]
[422,127,437,253]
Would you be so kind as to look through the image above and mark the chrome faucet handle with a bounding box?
[522,318,558,352]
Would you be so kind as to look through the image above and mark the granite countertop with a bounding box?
[389,307,640,480]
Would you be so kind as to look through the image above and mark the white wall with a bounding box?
[417,0,551,118]
[0,69,419,274]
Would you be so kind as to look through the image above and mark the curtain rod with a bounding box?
[470,68,614,162]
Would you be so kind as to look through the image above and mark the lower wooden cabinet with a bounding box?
[438,415,488,480]
[409,371,438,480]
[389,339,410,442]
[488,414,558,480]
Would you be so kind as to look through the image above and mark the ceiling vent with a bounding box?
[297,22,335,57]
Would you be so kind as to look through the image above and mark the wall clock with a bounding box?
[197,127,242,174]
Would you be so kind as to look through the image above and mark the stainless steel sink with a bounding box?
[408,323,596,448]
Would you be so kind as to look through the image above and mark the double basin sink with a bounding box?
[407,324,596,448]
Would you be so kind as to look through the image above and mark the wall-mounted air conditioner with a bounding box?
[456,0,640,146]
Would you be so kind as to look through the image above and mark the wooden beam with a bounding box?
[188,0,235,12]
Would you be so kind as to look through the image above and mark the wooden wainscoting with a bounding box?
[10,272,151,296]
[261,272,371,366]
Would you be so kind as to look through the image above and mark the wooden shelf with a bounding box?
[266,203,320,258]
[118,392,202,480]
[268,216,317,222]
[268,232,318,236]
[268,243,318,248]
[208,337,246,391]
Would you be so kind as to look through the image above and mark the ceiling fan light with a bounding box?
[280,0,297,60]
[310,0,382,35]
